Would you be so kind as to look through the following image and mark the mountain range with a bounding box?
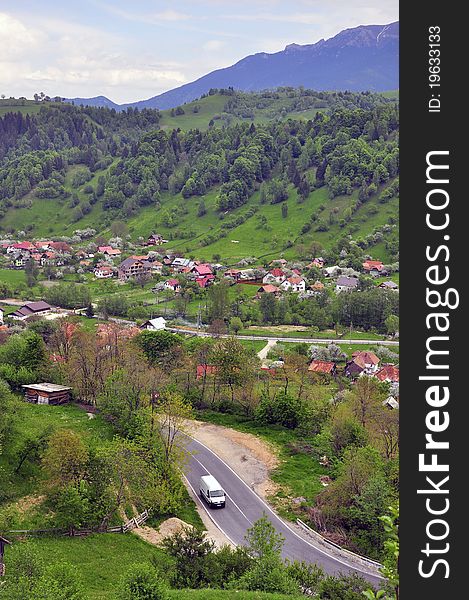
[69,21,399,111]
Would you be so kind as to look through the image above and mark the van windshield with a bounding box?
[209,490,224,497]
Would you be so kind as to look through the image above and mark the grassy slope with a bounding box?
[0,164,112,238]
[5,533,303,600]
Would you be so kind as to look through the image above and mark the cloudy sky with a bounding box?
[1,0,398,104]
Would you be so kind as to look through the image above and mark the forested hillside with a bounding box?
[0,89,398,263]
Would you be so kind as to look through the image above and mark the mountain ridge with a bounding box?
[67,21,398,111]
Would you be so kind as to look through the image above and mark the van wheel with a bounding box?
[199,490,203,499]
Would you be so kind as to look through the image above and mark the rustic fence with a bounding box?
[7,509,150,538]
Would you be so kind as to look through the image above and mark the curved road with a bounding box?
[183,435,383,587]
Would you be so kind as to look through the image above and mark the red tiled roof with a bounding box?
[258,284,279,293]
[351,351,380,366]
[194,264,213,276]
[12,241,35,250]
[270,268,284,277]
[375,364,400,383]
[363,260,384,271]
[308,360,335,374]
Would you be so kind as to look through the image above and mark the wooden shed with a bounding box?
[0,536,11,577]
[22,383,72,405]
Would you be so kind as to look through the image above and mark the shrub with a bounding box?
[117,564,169,600]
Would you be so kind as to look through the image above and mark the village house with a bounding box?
[345,350,381,377]
[171,257,194,272]
[10,253,27,268]
[196,275,215,289]
[191,263,213,277]
[145,233,167,246]
[269,258,288,268]
[10,301,52,321]
[224,269,242,282]
[335,276,359,293]
[98,246,122,258]
[379,281,399,291]
[256,284,281,298]
[6,241,35,255]
[141,317,167,330]
[309,257,325,269]
[34,240,54,250]
[362,260,386,276]
[308,360,337,377]
[263,268,286,285]
[49,241,72,254]
[22,383,72,405]
[164,278,181,292]
[310,281,325,293]
[117,257,150,281]
[375,364,400,384]
[94,265,114,279]
[281,276,306,293]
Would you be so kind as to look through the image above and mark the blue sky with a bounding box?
[0,1,398,104]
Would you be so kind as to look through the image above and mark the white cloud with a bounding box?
[0,12,45,59]
[202,40,225,51]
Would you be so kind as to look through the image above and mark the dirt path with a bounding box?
[257,339,277,365]
[184,419,279,499]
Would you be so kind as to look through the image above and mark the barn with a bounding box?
[22,383,72,405]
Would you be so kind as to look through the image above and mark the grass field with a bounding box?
[4,532,303,600]
[239,326,387,341]
[0,268,27,286]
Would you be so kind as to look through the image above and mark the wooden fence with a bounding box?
[7,509,150,538]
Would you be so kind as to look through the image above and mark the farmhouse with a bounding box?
[224,269,241,282]
[141,317,167,331]
[308,360,337,376]
[145,233,166,246]
[191,263,213,277]
[345,351,381,377]
[10,301,52,320]
[263,268,285,284]
[94,265,114,279]
[256,284,281,298]
[98,246,121,258]
[375,364,400,384]
[164,278,181,292]
[281,276,306,293]
[335,276,359,293]
[22,383,72,405]
[362,260,386,276]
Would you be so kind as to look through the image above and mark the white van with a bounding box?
[199,475,226,508]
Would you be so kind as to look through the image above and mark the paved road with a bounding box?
[168,327,399,346]
[183,435,383,587]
